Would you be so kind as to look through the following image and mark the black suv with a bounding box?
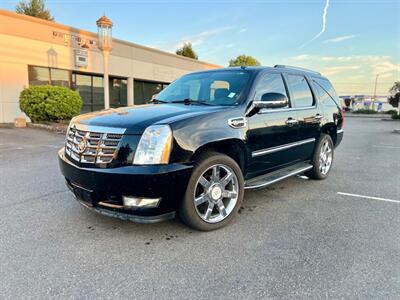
[59,65,344,231]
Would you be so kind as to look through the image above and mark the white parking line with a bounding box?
[337,192,400,204]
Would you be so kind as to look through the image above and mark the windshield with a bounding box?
[155,70,251,106]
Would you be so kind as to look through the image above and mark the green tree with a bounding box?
[16,0,54,21]
[176,43,198,60]
[388,81,400,109]
[229,55,261,67]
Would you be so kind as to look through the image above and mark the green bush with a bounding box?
[20,85,82,122]
[385,109,398,115]
[352,109,378,114]
[392,113,400,120]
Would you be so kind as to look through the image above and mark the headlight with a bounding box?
[133,125,172,165]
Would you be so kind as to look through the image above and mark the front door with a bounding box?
[246,72,300,179]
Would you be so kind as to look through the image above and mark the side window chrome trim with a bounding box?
[258,105,317,114]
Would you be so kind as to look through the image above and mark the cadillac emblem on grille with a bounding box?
[65,125,125,164]
[78,138,87,153]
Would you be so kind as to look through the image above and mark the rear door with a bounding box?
[284,73,321,161]
[246,72,301,178]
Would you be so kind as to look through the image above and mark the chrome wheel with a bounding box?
[319,140,333,175]
[194,164,239,223]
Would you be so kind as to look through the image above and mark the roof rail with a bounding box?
[274,65,321,75]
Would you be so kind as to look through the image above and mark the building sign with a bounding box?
[74,50,88,67]
[52,31,97,49]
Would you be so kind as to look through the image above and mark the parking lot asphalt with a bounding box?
[0,117,399,299]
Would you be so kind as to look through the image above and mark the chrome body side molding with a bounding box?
[252,138,316,158]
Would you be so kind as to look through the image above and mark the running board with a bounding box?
[244,162,313,190]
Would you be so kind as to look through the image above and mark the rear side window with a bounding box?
[254,73,288,103]
[314,78,339,106]
[311,80,338,107]
[286,75,314,108]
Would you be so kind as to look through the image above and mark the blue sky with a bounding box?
[1,0,399,95]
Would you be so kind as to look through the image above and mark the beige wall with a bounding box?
[0,9,220,123]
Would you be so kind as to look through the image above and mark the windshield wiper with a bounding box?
[171,98,213,106]
[149,99,169,104]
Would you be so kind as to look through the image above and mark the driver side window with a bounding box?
[254,73,289,108]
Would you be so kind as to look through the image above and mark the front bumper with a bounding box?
[59,148,193,222]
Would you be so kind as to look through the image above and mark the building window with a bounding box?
[110,78,127,108]
[28,66,50,85]
[28,66,71,87]
[50,68,70,87]
[73,73,104,113]
[134,80,168,105]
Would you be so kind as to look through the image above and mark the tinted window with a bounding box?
[28,66,50,86]
[50,68,70,87]
[157,71,251,106]
[254,73,288,106]
[287,75,314,107]
[311,80,338,107]
[314,78,339,104]
[134,80,164,105]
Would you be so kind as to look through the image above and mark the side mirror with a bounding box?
[254,92,288,109]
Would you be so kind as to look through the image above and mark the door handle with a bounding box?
[314,114,323,120]
[285,118,298,126]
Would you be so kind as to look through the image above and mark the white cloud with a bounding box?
[323,35,356,43]
[148,26,234,52]
[289,55,392,63]
[322,65,361,75]
[239,27,248,33]
[290,54,312,62]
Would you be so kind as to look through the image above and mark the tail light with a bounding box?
[340,109,345,128]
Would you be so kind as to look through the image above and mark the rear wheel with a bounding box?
[180,152,244,231]
[305,133,334,180]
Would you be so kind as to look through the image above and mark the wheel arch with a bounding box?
[191,139,249,174]
[321,123,337,145]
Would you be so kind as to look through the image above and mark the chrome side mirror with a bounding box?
[253,92,288,109]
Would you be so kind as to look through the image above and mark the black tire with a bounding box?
[179,151,244,231]
[305,133,334,180]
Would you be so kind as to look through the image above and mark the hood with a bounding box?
[71,104,225,134]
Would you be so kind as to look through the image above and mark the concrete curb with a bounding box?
[27,122,68,134]
[344,113,391,119]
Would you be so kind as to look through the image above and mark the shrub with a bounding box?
[352,109,378,114]
[385,109,398,115]
[20,85,82,122]
[392,113,400,120]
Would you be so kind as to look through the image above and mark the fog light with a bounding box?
[122,196,161,208]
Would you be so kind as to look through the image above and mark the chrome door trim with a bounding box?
[259,105,317,114]
[252,138,316,158]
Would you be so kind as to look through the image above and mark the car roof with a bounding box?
[188,66,327,80]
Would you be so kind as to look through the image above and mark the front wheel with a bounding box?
[305,133,334,180]
[179,152,244,231]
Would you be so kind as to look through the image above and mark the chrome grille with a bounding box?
[65,126,124,164]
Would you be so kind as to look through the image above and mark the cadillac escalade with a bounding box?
[59,65,344,231]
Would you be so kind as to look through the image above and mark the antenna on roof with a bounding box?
[274,65,321,75]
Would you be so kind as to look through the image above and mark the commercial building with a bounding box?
[0,9,220,123]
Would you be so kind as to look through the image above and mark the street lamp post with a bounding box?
[372,73,380,111]
[96,15,113,110]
